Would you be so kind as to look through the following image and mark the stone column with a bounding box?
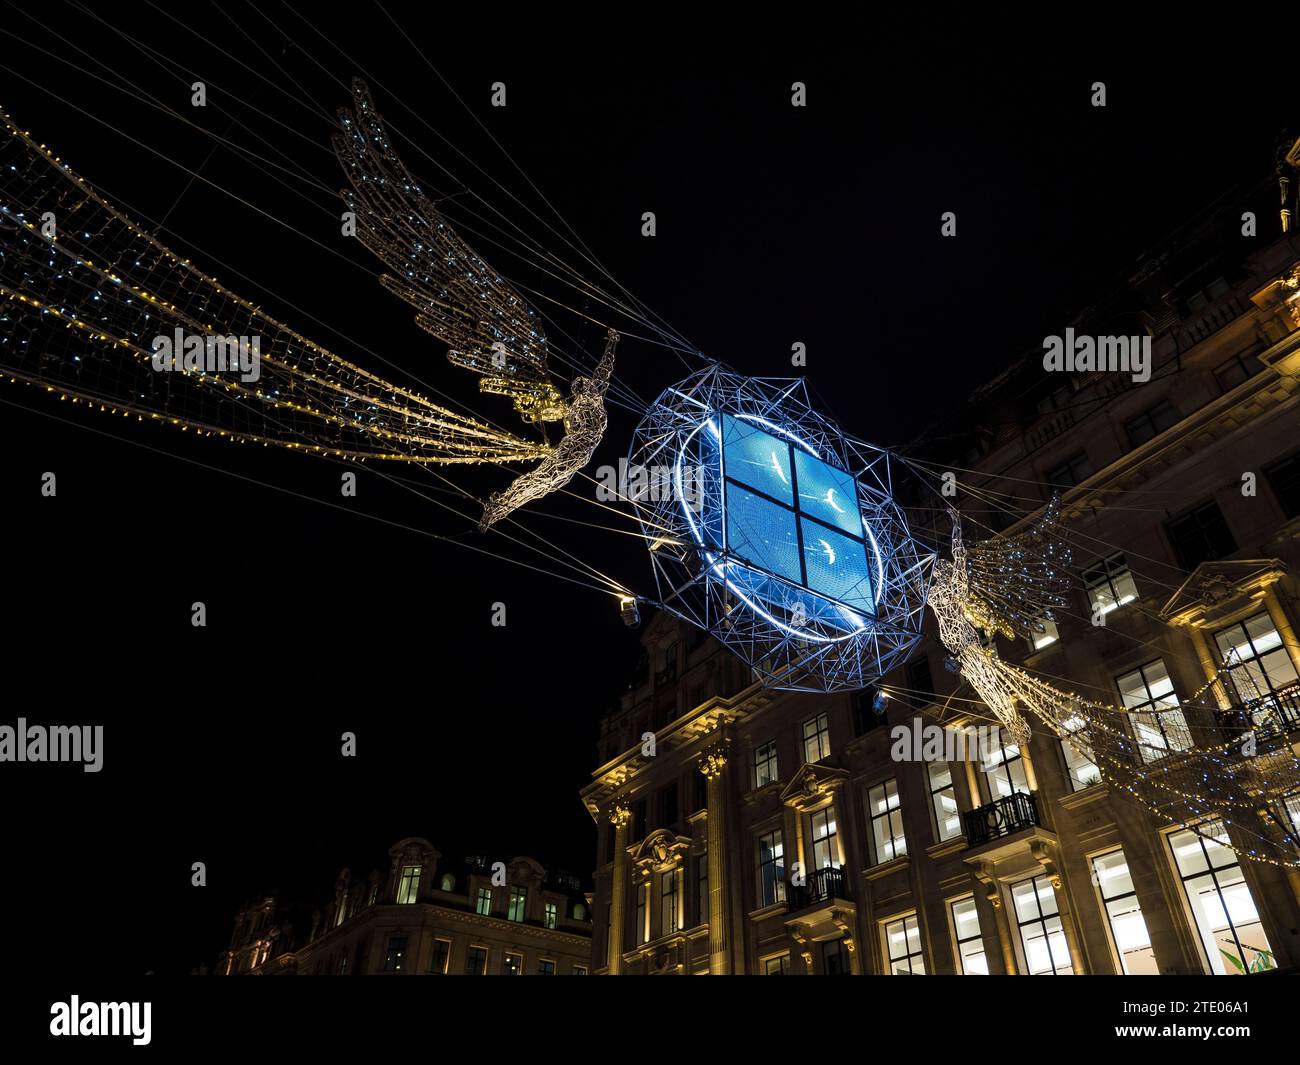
[699,735,731,974]
[607,800,632,975]
[974,863,1017,974]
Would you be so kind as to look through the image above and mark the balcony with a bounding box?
[1214,685,1300,742]
[963,792,1041,847]
[788,866,851,912]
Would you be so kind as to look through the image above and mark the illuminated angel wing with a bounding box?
[333,79,565,426]
[0,108,550,465]
[958,494,1073,639]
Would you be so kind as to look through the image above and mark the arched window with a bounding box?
[573,902,587,921]
[439,873,455,892]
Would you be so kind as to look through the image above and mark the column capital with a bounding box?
[698,734,730,780]
[609,799,633,828]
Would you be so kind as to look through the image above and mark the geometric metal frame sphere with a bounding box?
[628,366,933,692]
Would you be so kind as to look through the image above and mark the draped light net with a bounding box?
[0,107,549,465]
[931,508,1300,867]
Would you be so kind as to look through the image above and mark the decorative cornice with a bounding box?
[780,762,850,812]
[1160,560,1287,627]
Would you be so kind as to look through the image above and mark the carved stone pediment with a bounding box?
[1160,560,1285,628]
[630,829,693,878]
[780,762,849,813]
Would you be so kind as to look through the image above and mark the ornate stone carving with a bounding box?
[609,800,632,828]
[698,736,730,780]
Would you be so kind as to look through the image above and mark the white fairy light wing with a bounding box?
[333,79,564,425]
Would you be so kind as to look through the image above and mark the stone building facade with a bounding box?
[218,837,592,976]
[580,135,1300,975]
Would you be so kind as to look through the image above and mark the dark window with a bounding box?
[823,937,852,975]
[1165,500,1236,571]
[428,938,450,974]
[1264,450,1300,519]
[906,656,934,698]
[633,799,647,840]
[1124,400,1179,448]
[383,935,407,972]
[604,824,616,865]
[658,782,679,828]
[1213,352,1262,393]
[352,938,368,976]
[854,688,887,736]
[464,946,488,975]
[537,959,556,975]
[1046,451,1092,490]
[694,766,708,812]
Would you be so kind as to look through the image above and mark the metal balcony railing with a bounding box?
[788,866,850,911]
[963,791,1040,846]
[1214,685,1300,741]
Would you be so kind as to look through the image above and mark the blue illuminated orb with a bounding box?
[628,367,932,693]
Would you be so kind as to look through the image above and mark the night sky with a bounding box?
[1,6,1295,975]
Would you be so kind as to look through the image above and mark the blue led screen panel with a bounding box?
[794,447,863,537]
[800,518,874,614]
[722,414,793,505]
[725,483,804,585]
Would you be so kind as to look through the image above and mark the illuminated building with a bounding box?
[581,134,1300,975]
[216,838,592,976]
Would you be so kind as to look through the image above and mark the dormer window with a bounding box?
[396,865,420,905]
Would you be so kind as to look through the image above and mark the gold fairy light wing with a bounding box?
[0,109,548,465]
[333,79,565,425]
[961,494,1073,639]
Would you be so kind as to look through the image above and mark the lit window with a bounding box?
[438,873,455,892]
[753,741,779,788]
[660,869,680,935]
[502,952,522,976]
[382,935,407,972]
[927,763,962,842]
[981,735,1030,799]
[1083,553,1138,617]
[464,946,488,975]
[1213,612,1300,716]
[810,806,841,871]
[869,779,907,862]
[1092,849,1156,974]
[1030,615,1059,651]
[1169,824,1274,974]
[428,939,450,975]
[757,830,786,906]
[1116,660,1191,762]
[475,888,492,916]
[574,902,587,921]
[543,902,558,929]
[951,898,987,974]
[802,713,831,763]
[508,887,527,923]
[396,865,420,905]
[1059,711,1101,791]
[763,954,791,975]
[1011,875,1073,974]
[884,914,925,974]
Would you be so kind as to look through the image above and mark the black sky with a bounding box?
[0,5,1295,974]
